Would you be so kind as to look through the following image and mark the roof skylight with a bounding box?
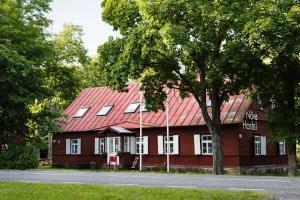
[74,107,89,118]
[97,105,114,116]
[206,100,212,107]
[141,104,148,112]
[124,102,140,113]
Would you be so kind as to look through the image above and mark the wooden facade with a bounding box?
[52,84,288,172]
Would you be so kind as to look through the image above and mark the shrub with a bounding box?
[0,143,38,169]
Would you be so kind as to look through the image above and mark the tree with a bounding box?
[0,0,53,145]
[46,23,90,108]
[99,0,260,174]
[243,1,300,176]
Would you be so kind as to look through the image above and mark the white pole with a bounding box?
[139,90,143,172]
[166,88,170,173]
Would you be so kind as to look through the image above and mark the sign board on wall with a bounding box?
[242,110,258,131]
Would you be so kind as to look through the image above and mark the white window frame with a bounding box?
[97,105,114,116]
[162,135,179,155]
[254,135,267,156]
[164,136,175,154]
[124,136,130,153]
[136,136,148,155]
[279,140,286,155]
[254,136,261,155]
[270,99,276,110]
[95,138,106,155]
[99,138,105,154]
[201,135,212,155]
[124,102,140,113]
[70,138,81,155]
[74,107,89,118]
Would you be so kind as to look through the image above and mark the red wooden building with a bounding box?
[52,83,288,173]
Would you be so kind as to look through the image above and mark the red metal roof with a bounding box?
[60,83,252,132]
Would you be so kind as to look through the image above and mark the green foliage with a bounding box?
[242,1,300,142]
[0,182,270,200]
[98,0,263,174]
[98,0,261,111]
[46,24,90,108]
[0,0,52,144]
[0,143,38,169]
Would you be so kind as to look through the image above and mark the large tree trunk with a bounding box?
[211,92,224,175]
[211,123,224,174]
[288,142,297,176]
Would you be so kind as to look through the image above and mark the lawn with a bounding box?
[0,181,270,200]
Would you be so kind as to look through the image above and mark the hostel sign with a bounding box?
[242,110,258,131]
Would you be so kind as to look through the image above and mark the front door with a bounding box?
[107,137,120,165]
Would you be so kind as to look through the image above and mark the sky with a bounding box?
[47,0,119,56]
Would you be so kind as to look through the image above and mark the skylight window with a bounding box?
[74,107,89,118]
[124,102,140,113]
[97,105,114,116]
[206,100,212,107]
[140,104,148,112]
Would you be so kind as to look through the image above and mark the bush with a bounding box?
[0,143,38,169]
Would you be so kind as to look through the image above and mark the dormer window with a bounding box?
[141,104,148,112]
[74,107,89,118]
[206,100,212,107]
[124,102,140,113]
[97,105,114,116]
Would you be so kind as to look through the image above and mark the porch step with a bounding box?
[131,156,139,169]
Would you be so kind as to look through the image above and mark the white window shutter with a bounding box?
[194,134,201,155]
[143,136,148,155]
[66,139,70,155]
[282,140,286,155]
[130,137,136,154]
[105,137,108,153]
[158,136,164,155]
[118,137,121,151]
[261,136,267,155]
[77,138,81,155]
[94,138,99,154]
[173,135,179,155]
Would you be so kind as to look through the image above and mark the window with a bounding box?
[97,105,114,116]
[257,96,263,110]
[164,136,175,154]
[270,99,276,110]
[254,136,267,156]
[94,138,105,155]
[141,104,148,112]
[124,102,140,113]
[254,136,261,155]
[206,100,212,107]
[201,135,212,155]
[99,138,105,154]
[71,139,79,154]
[66,138,81,155]
[157,135,179,155]
[279,140,286,155]
[74,107,89,118]
[136,136,148,154]
[124,136,130,152]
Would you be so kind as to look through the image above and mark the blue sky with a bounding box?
[47,0,119,56]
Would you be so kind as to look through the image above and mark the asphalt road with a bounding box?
[0,170,300,200]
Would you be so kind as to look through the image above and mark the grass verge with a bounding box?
[0,181,270,200]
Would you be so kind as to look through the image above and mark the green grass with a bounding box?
[0,181,270,200]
